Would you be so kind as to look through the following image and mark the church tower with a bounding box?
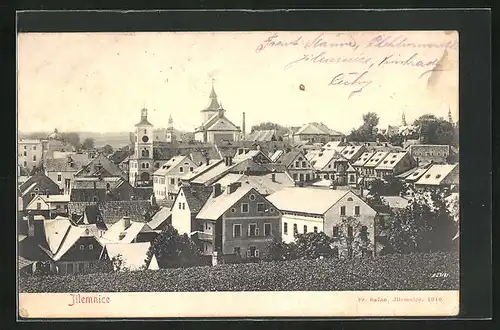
[166,114,176,143]
[129,108,154,187]
[448,108,454,124]
[401,112,407,126]
[201,80,220,122]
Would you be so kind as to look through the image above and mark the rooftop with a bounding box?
[266,187,351,215]
[196,184,255,220]
[415,164,458,186]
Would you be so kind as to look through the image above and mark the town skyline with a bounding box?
[18,31,458,134]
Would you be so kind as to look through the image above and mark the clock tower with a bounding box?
[129,108,154,187]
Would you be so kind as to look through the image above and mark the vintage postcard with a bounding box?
[17,30,459,318]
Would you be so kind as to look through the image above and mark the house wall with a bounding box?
[323,192,377,257]
[46,170,75,192]
[409,145,450,164]
[209,132,237,144]
[281,212,324,243]
[56,236,103,274]
[287,153,316,182]
[171,191,193,235]
[221,190,281,258]
[18,141,43,170]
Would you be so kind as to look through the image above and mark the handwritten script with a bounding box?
[255,32,457,98]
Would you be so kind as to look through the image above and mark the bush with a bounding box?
[19,252,459,292]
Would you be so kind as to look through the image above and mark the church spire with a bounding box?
[401,111,407,126]
[209,78,217,99]
[448,107,453,123]
[168,114,173,129]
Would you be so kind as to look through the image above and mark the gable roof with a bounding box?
[109,150,131,164]
[41,219,98,261]
[249,130,278,142]
[375,152,411,170]
[176,184,213,214]
[206,116,240,132]
[153,155,192,176]
[101,242,151,271]
[267,187,351,215]
[364,151,389,168]
[415,164,458,186]
[277,151,303,167]
[45,156,87,173]
[339,145,366,160]
[352,152,375,167]
[307,149,343,171]
[182,159,224,181]
[100,218,146,244]
[71,176,128,191]
[196,185,256,220]
[69,200,151,225]
[147,207,172,230]
[19,174,60,196]
[74,153,127,179]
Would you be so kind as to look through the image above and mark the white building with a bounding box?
[153,155,198,202]
[266,187,377,257]
[129,108,154,187]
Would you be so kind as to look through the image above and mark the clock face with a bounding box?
[142,135,149,143]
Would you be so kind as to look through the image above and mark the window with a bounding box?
[23,151,27,156]
[295,161,299,167]
[233,224,242,237]
[241,203,249,213]
[23,146,26,150]
[360,226,368,240]
[231,208,236,213]
[264,223,272,236]
[354,206,360,216]
[257,203,264,212]
[160,178,165,184]
[249,194,256,201]
[347,226,353,238]
[190,167,194,172]
[293,224,298,235]
[67,263,74,274]
[170,178,175,184]
[80,245,84,250]
[178,202,182,209]
[332,226,339,237]
[36,202,41,210]
[248,223,259,236]
[333,246,339,258]
[179,166,184,173]
[314,226,318,233]
[144,129,147,134]
[303,225,308,233]
[233,247,241,255]
[88,244,93,250]
[302,161,306,167]
[270,208,274,213]
[33,155,36,161]
[182,203,185,210]
[142,163,145,169]
[79,263,85,272]
[347,197,354,202]
[23,161,27,167]
[146,163,150,168]
[340,206,346,215]
[284,222,288,235]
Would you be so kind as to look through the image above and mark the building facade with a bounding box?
[18,139,43,171]
[153,155,198,202]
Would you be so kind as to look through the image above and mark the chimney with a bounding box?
[238,148,243,155]
[205,157,210,166]
[242,112,246,137]
[122,216,131,229]
[225,156,233,166]
[227,182,242,194]
[213,183,222,198]
[271,173,276,182]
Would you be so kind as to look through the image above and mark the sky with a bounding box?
[17,31,458,134]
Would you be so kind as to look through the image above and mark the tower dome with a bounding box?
[48,128,62,140]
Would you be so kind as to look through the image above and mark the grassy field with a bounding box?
[19,252,459,293]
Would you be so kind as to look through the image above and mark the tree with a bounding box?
[385,190,458,254]
[294,232,336,259]
[335,216,374,259]
[413,114,457,146]
[82,137,95,150]
[60,132,81,149]
[368,177,405,197]
[265,236,297,261]
[146,224,202,268]
[250,122,289,137]
[101,144,114,156]
[347,112,380,142]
